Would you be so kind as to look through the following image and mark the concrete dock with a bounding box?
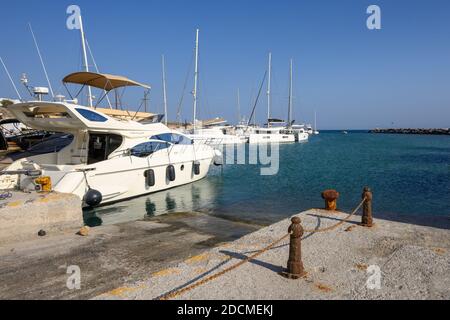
[0,211,259,299]
[0,191,83,245]
[0,206,449,300]
[95,210,450,300]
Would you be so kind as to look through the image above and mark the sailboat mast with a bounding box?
[29,23,54,99]
[78,14,93,107]
[288,59,293,125]
[162,54,168,125]
[193,29,200,131]
[314,110,317,132]
[267,52,272,127]
[237,88,241,123]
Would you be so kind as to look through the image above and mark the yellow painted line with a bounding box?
[103,284,147,298]
[152,268,181,278]
[7,201,22,207]
[107,286,136,297]
[185,253,210,265]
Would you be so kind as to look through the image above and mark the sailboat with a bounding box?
[247,53,296,144]
[314,111,320,135]
[286,59,308,143]
[185,30,243,145]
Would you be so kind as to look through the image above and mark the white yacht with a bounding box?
[248,126,296,144]
[188,119,246,145]
[247,53,296,144]
[291,124,309,142]
[0,72,221,208]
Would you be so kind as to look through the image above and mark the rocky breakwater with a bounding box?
[370,128,450,135]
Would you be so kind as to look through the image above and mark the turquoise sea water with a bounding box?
[84,132,450,227]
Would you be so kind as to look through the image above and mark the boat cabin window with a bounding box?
[27,134,74,154]
[76,108,108,122]
[88,133,123,164]
[130,141,170,158]
[151,133,192,145]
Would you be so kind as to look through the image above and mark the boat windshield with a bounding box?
[130,141,170,158]
[150,133,192,145]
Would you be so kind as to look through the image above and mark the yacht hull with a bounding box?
[2,154,214,208]
[248,134,296,144]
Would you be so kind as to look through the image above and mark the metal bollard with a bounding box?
[281,217,306,279]
[361,187,373,227]
[321,189,340,211]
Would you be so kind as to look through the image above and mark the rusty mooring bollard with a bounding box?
[361,187,373,227]
[281,217,306,279]
[321,189,340,211]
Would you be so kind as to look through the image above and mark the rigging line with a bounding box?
[247,71,267,127]
[28,23,54,98]
[176,51,195,125]
[131,90,148,121]
[0,56,22,100]
[85,38,113,109]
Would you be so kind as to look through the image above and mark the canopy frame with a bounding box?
[62,72,151,113]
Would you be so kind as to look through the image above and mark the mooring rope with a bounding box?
[303,197,366,233]
[157,197,367,300]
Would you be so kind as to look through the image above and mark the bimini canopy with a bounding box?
[62,72,151,91]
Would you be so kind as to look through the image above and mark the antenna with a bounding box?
[162,54,168,125]
[192,28,199,131]
[0,56,22,100]
[78,14,93,107]
[28,23,54,99]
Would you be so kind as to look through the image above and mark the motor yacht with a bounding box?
[0,72,221,208]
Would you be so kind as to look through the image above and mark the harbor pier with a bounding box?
[96,209,450,300]
[1,193,448,299]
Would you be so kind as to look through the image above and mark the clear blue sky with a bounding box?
[1,0,449,129]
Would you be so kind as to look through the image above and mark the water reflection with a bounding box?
[83,177,220,227]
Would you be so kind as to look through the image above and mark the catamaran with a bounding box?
[247,53,296,144]
[0,72,221,207]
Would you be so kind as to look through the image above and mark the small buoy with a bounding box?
[193,161,201,175]
[38,230,46,237]
[166,165,176,182]
[84,189,102,207]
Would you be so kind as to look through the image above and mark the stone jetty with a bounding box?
[370,128,450,135]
